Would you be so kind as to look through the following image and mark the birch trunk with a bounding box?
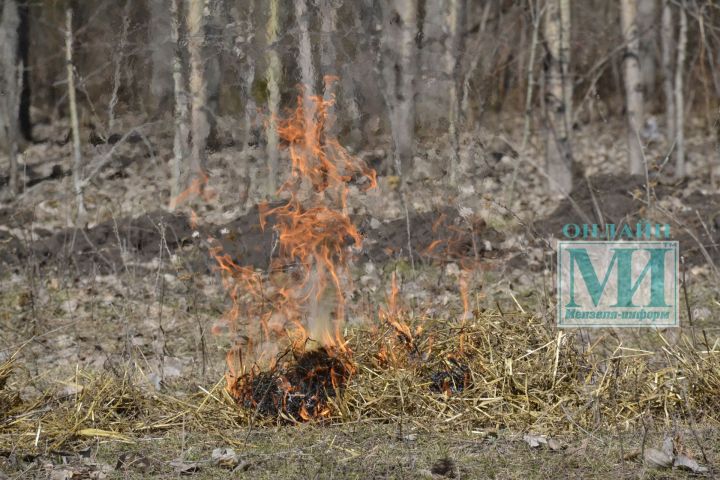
[661,0,675,140]
[543,0,573,193]
[380,0,418,179]
[265,0,281,195]
[620,0,645,175]
[66,10,86,221]
[1,0,21,197]
[446,0,466,185]
[187,0,210,185]
[238,0,257,151]
[169,0,190,208]
[319,0,338,132]
[674,0,687,178]
[294,0,317,149]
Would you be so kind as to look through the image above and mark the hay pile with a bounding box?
[0,311,718,453]
[343,311,720,433]
[0,356,21,417]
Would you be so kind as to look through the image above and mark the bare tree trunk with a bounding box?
[319,0,338,131]
[237,0,257,151]
[340,1,368,147]
[66,9,86,221]
[294,0,317,148]
[1,0,21,198]
[460,2,491,131]
[149,0,174,113]
[108,0,132,132]
[169,0,190,209]
[446,0,466,186]
[187,0,210,185]
[380,0,418,180]
[560,0,572,136]
[620,0,645,175]
[661,0,675,140]
[379,0,418,269]
[521,0,542,150]
[543,0,573,193]
[637,0,658,100]
[265,0,281,195]
[674,0,687,178]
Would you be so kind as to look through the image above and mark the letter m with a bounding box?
[565,247,670,308]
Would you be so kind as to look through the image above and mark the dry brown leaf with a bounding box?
[673,454,708,474]
[643,448,673,469]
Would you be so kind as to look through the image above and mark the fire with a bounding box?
[378,273,414,350]
[208,88,375,420]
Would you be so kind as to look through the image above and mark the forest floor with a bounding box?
[0,112,719,478]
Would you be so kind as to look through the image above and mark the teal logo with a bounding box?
[557,240,678,327]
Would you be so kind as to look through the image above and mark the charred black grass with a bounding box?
[232,349,352,422]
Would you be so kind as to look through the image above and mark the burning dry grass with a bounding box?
[345,312,720,432]
[1,310,719,453]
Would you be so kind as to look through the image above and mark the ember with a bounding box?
[231,348,352,422]
[430,358,471,395]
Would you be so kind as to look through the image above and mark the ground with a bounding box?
[0,113,719,478]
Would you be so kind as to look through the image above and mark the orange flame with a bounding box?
[378,272,419,360]
[206,88,375,404]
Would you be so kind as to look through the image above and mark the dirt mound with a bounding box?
[536,173,720,267]
[2,210,193,276]
[536,174,650,235]
[0,207,504,277]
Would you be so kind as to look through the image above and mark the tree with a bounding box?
[66,8,86,220]
[620,0,645,175]
[294,0,317,148]
[637,0,658,100]
[543,0,573,193]
[319,0,339,131]
[265,0,281,195]
[674,0,687,178]
[149,0,174,113]
[0,0,22,198]
[380,0,418,180]
[187,0,211,186]
[169,0,190,209]
[661,0,675,141]
[446,0,466,186]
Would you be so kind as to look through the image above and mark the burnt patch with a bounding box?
[430,359,471,395]
[231,349,352,422]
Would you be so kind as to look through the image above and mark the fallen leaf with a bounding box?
[547,438,563,451]
[644,448,673,469]
[169,459,201,475]
[661,435,674,457]
[674,454,708,473]
[397,431,418,442]
[523,433,547,448]
[622,449,641,461]
[50,469,74,480]
[211,447,239,468]
[116,452,151,472]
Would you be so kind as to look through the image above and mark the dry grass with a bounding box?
[1,309,719,456]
